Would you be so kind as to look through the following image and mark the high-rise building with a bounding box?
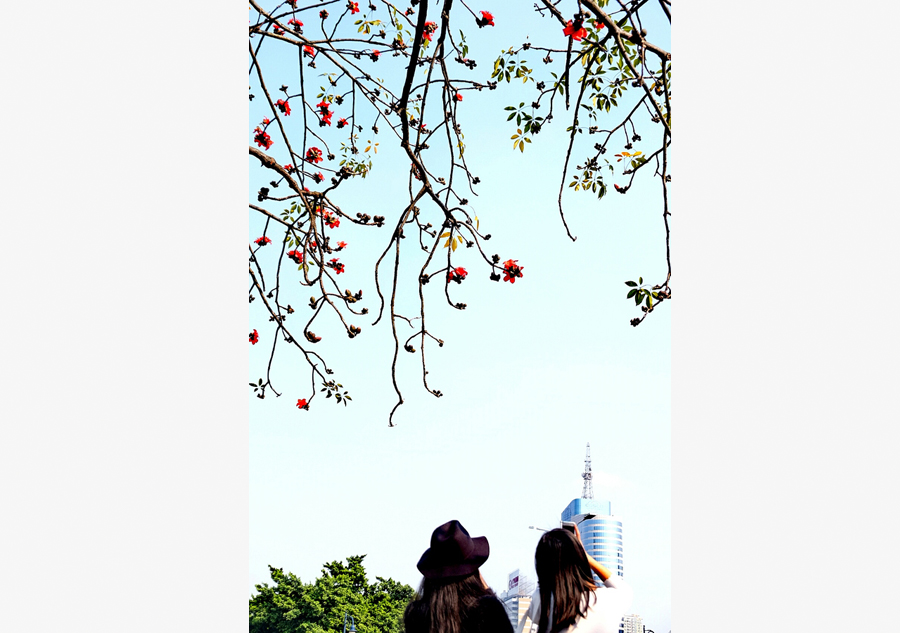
[499,569,537,632]
[561,443,625,578]
[621,613,643,633]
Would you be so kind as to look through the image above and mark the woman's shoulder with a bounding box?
[462,594,513,633]
[598,575,632,599]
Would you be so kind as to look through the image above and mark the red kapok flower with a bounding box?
[276,99,291,116]
[336,241,348,250]
[371,50,380,60]
[323,211,340,228]
[312,172,324,183]
[592,20,605,30]
[337,118,348,128]
[329,258,345,274]
[319,9,329,19]
[262,117,270,125]
[254,127,273,150]
[563,19,587,41]
[423,21,438,42]
[287,250,304,264]
[288,18,303,29]
[250,329,259,345]
[317,100,333,126]
[448,267,468,284]
[502,259,524,283]
[273,24,284,35]
[305,147,323,163]
[254,236,272,246]
[455,92,463,101]
[348,1,360,14]
[304,45,315,57]
[296,398,308,410]
[286,0,297,7]
[477,11,494,27]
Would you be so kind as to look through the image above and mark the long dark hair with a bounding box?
[403,571,494,633]
[534,529,596,633]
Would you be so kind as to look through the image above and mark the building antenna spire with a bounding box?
[581,442,593,499]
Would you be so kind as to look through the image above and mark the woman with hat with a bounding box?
[404,520,514,633]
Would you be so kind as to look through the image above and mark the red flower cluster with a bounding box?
[329,258,345,274]
[276,99,291,116]
[286,0,297,7]
[423,21,438,42]
[319,9,328,19]
[306,147,323,163]
[323,211,340,228]
[250,329,259,345]
[296,398,308,410]
[254,236,272,246]
[254,127,272,149]
[477,11,495,27]
[336,241,348,250]
[455,92,463,102]
[371,50,380,60]
[287,250,303,264]
[273,24,284,35]
[448,267,468,283]
[337,118,348,128]
[262,117,270,125]
[592,20,605,30]
[348,1,359,14]
[563,19,587,41]
[502,259,523,283]
[304,45,315,57]
[288,18,303,29]
[317,100,333,126]
[283,163,294,173]
[312,172,324,183]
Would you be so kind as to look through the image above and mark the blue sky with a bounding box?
[249,2,672,630]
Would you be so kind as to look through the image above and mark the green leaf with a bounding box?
[627,289,637,299]
[625,281,637,287]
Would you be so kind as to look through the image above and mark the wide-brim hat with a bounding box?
[416,520,490,579]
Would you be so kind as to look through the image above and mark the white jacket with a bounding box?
[515,575,633,633]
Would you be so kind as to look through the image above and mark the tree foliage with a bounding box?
[249,0,671,423]
[250,556,416,633]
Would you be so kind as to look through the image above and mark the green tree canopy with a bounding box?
[250,556,416,633]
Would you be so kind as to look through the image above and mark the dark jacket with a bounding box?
[404,594,514,633]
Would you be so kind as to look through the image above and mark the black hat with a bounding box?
[416,520,490,579]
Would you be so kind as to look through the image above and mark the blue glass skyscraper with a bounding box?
[561,444,625,578]
[561,497,625,577]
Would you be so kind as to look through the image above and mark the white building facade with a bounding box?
[621,613,643,633]
[499,569,537,633]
